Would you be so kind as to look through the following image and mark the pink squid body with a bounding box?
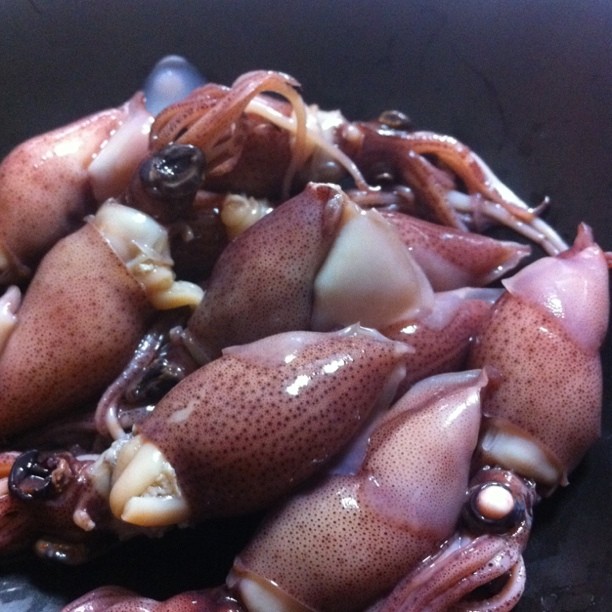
[0,94,151,283]
[184,182,344,360]
[381,210,531,291]
[184,182,433,362]
[382,286,500,392]
[229,369,486,612]
[137,325,409,521]
[469,224,609,484]
[0,221,153,437]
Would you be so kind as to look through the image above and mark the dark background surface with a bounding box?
[0,1,611,610]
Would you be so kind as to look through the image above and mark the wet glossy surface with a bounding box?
[0,1,610,610]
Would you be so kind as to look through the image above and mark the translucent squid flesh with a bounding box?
[143,55,207,116]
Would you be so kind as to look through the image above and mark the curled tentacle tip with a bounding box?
[143,55,206,115]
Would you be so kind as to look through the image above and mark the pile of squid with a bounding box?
[0,56,609,611]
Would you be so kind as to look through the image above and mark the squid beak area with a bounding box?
[108,438,190,527]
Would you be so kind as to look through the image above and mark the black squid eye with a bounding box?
[462,482,526,534]
[8,449,70,502]
[140,143,206,200]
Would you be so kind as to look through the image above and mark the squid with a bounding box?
[380,211,530,291]
[0,55,204,286]
[374,466,536,611]
[0,95,151,285]
[63,368,488,611]
[60,225,610,611]
[365,223,610,609]
[0,200,202,438]
[147,67,568,255]
[382,286,500,394]
[99,182,506,431]
[96,181,434,419]
[469,223,610,493]
[0,60,607,612]
[0,324,408,560]
[374,223,612,609]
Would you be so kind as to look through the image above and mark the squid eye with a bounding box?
[377,109,414,131]
[8,450,68,502]
[462,482,526,534]
[140,143,205,200]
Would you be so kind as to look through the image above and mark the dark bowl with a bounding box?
[0,2,611,610]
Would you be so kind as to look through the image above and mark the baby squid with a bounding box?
[63,368,487,611]
[0,54,206,286]
[375,467,537,611]
[228,369,487,611]
[99,180,436,427]
[157,182,433,368]
[0,63,607,612]
[469,223,610,492]
[0,200,202,437]
[380,210,531,291]
[0,95,151,285]
[0,324,408,561]
[103,324,409,526]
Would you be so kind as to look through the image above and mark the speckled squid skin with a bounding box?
[62,584,245,612]
[184,182,345,361]
[0,102,133,283]
[382,287,498,393]
[137,326,409,521]
[381,211,531,291]
[0,222,153,437]
[230,370,486,612]
[469,224,610,479]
